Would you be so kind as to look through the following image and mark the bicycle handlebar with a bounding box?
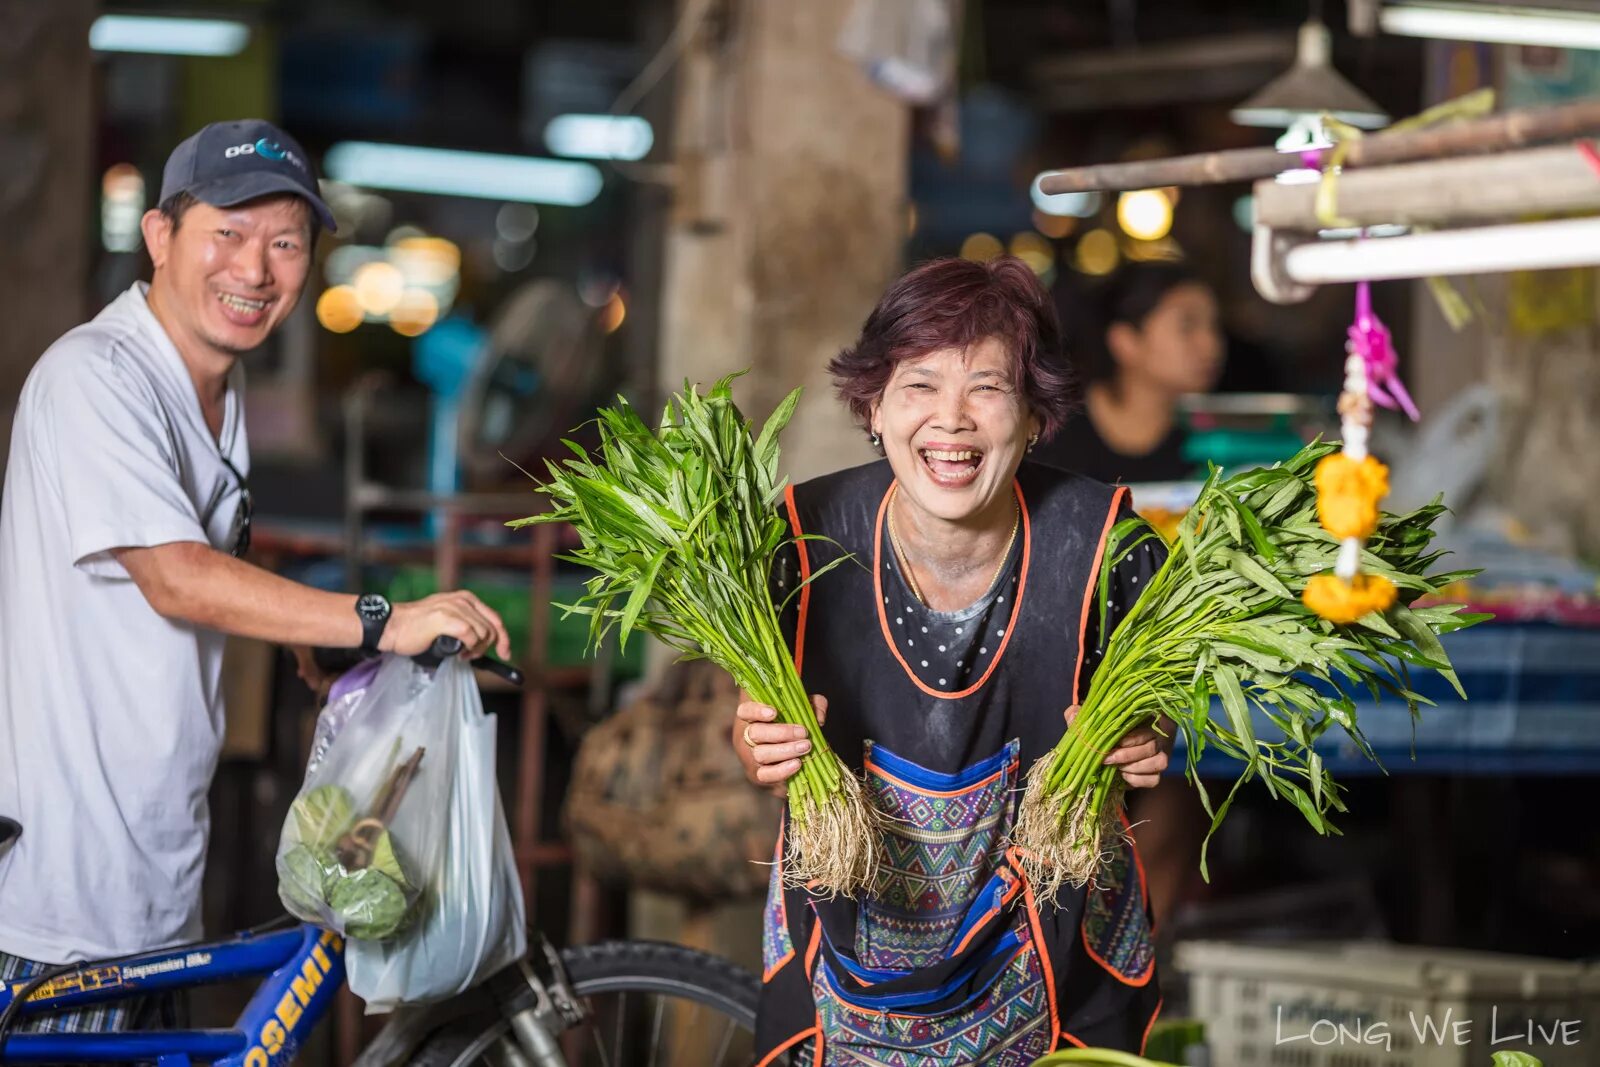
[413,636,526,688]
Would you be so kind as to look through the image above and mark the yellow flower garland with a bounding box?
[1314,454,1389,540]
[1302,335,1397,625]
[1303,572,1398,624]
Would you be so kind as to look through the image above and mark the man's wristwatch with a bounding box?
[355,594,392,657]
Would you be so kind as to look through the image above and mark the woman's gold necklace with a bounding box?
[887,485,1019,609]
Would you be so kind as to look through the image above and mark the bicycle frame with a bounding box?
[0,924,343,1066]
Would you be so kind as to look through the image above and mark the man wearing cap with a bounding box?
[0,120,511,1028]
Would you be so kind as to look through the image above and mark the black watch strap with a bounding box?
[355,594,392,656]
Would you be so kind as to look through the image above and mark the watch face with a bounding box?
[356,594,390,623]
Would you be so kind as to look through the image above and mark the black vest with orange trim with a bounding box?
[755,459,1162,1067]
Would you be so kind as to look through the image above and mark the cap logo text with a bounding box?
[223,138,307,173]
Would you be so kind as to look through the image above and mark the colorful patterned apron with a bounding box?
[755,459,1161,1067]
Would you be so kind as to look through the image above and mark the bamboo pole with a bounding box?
[1038,99,1600,194]
[1253,143,1600,230]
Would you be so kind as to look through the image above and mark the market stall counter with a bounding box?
[1172,621,1600,777]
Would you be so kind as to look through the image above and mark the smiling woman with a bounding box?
[740,256,1176,1066]
[831,256,1075,444]
[872,336,1037,604]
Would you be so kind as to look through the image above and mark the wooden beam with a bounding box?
[1253,143,1600,229]
[1031,32,1296,113]
[1031,31,1295,81]
[1038,98,1600,193]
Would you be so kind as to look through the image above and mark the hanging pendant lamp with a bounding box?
[1232,17,1389,131]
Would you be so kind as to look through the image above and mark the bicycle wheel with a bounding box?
[408,939,768,1067]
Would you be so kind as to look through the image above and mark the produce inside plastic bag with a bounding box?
[276,654,449,941]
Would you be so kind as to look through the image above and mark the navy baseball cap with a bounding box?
[159,119,337,232]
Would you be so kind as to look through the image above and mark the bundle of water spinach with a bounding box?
[512,374,879,897]
[1013,441,1488,897]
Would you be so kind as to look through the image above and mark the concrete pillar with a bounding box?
[657,0,910,485]
[0,1,95,470]
[638,0,910,975]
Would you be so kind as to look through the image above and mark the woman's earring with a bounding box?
[1028,433,1039,453]
[870,431,882,449]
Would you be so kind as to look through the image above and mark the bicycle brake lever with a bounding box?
[414,636,526,688]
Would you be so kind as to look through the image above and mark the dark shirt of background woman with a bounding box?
[1032,414,1193,484]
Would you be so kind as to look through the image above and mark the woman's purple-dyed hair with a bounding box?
[827,255,1078,442]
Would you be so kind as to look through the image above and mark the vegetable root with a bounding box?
[784,765,882,896]
[1013,758,1127,900]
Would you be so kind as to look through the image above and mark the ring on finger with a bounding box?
[743,723,758,749]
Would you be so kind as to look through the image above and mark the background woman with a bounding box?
[1033,262,1224,483]
[733,256,1172,1065]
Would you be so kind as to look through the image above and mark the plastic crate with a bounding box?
[1175,940,1600,1067]
[1145,1017,1207,1065]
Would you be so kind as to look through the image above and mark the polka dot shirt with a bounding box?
[769,501,1166,692]
[876,520,1023,692]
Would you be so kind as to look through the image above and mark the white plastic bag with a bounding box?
[346,656,527,1010]
[837,0,962,105]
[276,655,447,942]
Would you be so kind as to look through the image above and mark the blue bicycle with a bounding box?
[0,641,764,1067]
[0,920,762,1067]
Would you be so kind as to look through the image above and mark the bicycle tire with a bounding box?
[560,940,759,1026]
[407,940,763,1067]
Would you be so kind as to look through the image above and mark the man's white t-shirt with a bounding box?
[0,283,248,963]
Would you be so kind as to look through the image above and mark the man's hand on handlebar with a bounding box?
[381,590,512,662]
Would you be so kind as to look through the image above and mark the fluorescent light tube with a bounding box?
[1284,216,1600,284]
[543,115,654,161]
[1380,3,1600,50]
[1030,175,1101,217]
[324,143,604,207]
[89,15,251,57]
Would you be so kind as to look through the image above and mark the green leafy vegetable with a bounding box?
[279,845,336,921]
[1029,1050,1178,1066]
[1491,1052,1543,1067]
[368,829,410,891]
[512,374,879,895]
[1014,441,1489,896]
[328,866,410,941]
[280,779,421,940]
[292,785,354,850]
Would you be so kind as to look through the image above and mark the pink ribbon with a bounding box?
[1348,280,1419,421]
[1578,140,1600,181]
